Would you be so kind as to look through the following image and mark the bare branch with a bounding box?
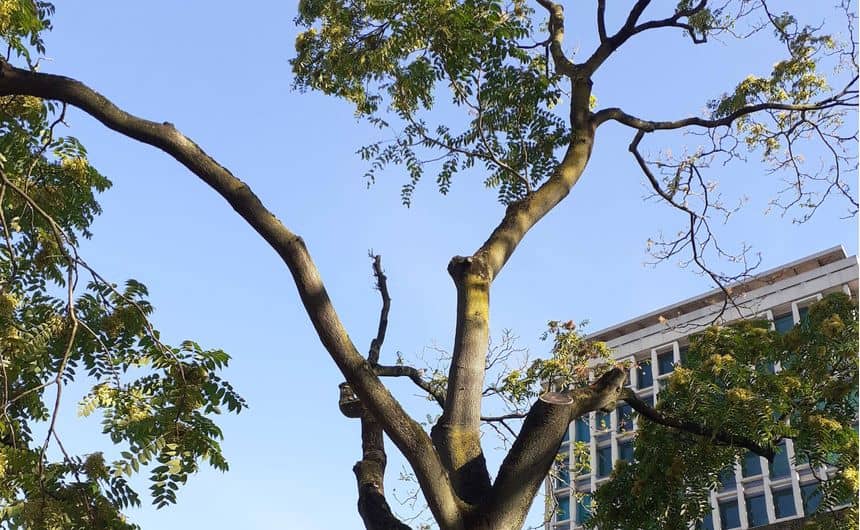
[593,79,858,131]
[368,253,390,365]
[481,412,527,422]
[629,130,755,321]
[375,364,446,408]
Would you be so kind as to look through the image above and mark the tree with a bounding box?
[0,1,856,529]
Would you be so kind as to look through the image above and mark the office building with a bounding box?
[548,246,858,529]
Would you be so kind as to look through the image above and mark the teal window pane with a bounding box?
[719,500,740,529]
[617,404,633,433]
[596,445,612,478]
[679,346,689,365]
[658,350,675,375]
[773,488,796,519]
[595,411,611,431]
[770,441,791,479]
[637,361,653,388]
[555,457,569,489]
[641,394,654,407]
[801,483,822,515]
[773,313,794,334]
[575,494,592,525]
[719,467,736,490]
[556,495,570,521]
[742,452,762,477]
[798,306,810,325]
[696,513,714,530]
[745,494,768,527]
[574,418,590,443]
[618,440,634,462]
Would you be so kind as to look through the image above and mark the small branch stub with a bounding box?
[339,382,364,418]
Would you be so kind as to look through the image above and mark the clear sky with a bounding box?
[36,2,857,529]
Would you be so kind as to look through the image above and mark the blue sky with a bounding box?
[36,2,857,529]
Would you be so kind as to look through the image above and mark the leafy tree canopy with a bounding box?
[0,0,854,529]
[0,2,244,528]
[589,293,858,529]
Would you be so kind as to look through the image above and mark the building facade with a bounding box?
[548,246,859,530]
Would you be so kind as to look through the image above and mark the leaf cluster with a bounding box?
[293,0,569,205]
[0,4,246,527]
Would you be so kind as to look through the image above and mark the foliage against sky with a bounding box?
[0,0,855,529]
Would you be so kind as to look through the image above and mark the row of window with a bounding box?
[697,482,822,530]
[555,480,823,528]
[718,443,792,489]
[555,493,591,525]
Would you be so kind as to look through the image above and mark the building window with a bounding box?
[637,361,653,389]
[798,305,810,325]
[617,404,633,433]
[658,350,674,375]
[696,514,714,530]
[719,467,736,490]
[596,445,612,478]
[718,499,740,529]
[741,451,762,477]
[745,493,768,527]
[679,346,689,365]
[772,487,796,519]
[801,483,822,515]
[769,441,791,479]
[595,411,611,431]
[555,457,569,490]
[574,417,590,443]
[773,313,794,334]
[618,440,634,462]
[575,494,591,525]
[556,495,570,521]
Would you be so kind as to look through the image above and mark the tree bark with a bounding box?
[433,77,596,507]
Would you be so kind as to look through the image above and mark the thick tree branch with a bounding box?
[433,79,596,502]
[0,59,464,528]
[596,0,608,43]
[581,1,708,75]
[482,368,628,529]
[621,388,776,459]
[475,79,596,283]
[535,0,576,77]
[354,415,412,530]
